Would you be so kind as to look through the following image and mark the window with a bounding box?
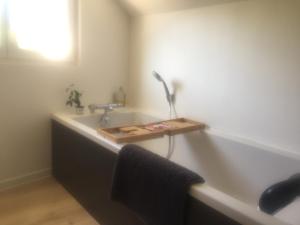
[0,0,77,62]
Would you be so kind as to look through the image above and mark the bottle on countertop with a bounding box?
[113,86,126,106]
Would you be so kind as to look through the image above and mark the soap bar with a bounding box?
[145,123,170,131]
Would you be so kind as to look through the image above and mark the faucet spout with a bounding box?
[87,103,124,127]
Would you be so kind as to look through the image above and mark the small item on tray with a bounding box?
[145,123,170,131]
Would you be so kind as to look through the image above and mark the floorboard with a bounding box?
[0,177,100,225]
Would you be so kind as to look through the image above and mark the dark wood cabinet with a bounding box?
[52,120,240,225]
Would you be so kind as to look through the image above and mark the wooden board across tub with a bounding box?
[97,118,205,143]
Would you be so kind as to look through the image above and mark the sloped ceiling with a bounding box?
[118,0,244,16]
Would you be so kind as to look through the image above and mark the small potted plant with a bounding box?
[66,84,84,114]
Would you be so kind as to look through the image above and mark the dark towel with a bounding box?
[111,144,204,225]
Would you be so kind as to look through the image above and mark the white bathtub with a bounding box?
[52,110,300,225]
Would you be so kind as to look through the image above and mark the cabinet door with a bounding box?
[52,121,144,225]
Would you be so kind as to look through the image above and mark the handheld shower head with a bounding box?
[152,71,173,105]
[152,71,164,82]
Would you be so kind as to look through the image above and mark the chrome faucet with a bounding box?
[88,103,123,126]
[88,103,123,114]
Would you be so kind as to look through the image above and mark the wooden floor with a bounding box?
[0,178,100,225]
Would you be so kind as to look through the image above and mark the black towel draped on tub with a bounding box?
[111,144,204,225]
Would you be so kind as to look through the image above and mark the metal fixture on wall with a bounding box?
[152,70,177,159]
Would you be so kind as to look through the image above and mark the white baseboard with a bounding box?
[0,168,52,192]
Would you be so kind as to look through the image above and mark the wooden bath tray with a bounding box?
[98,118,205,143]
[160,118,205,136]
[98,125,165,143]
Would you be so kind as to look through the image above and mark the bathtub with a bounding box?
[53,109,300,225]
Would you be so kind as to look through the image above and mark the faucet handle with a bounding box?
[105,103,123,112]
[108,103,123,109]
[88,103,124,114]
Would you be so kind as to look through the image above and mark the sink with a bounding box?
[73,112,160,129]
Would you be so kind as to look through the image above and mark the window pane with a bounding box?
[7,0,73,60]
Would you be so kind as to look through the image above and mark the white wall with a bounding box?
[0,0,129,184]
[129,0,300,156]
